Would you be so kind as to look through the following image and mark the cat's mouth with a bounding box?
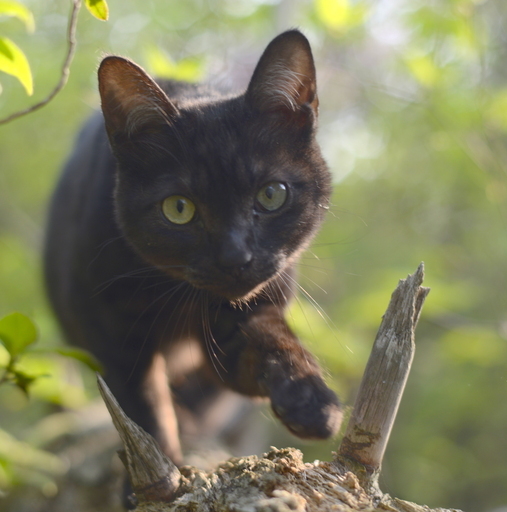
[189,276,268,301]
[183,266,277,302]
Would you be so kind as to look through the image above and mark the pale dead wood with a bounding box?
[337,263,430,483]
[97,375,181,503]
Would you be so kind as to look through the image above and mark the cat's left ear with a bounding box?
[246,30,318,121]
[98,56,179,140]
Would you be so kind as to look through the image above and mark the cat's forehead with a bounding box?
[172,101,283,186]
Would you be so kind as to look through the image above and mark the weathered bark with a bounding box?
[131,446,461,512]
[100,264,462,512]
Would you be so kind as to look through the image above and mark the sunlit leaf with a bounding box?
[452,16,478,54]
[0,0,35,32]
[0,37,32,95]
[0,312,37,358]
[316,0,349,28]
[145,45,204,82]
[315,0,367,31]
[55,347,102,372]
[0,342,8,367]
[84,0,109,21]
[12,368,43,394]
[16,353,88,407]
[404,53,441,87]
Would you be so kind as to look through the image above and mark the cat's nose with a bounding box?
[217,229,253,273]
[218,245,253,273]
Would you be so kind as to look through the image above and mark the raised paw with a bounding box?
[269,374,342,439]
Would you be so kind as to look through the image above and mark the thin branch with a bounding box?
[0,0,81,126]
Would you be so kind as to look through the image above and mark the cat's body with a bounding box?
[44,30,342,498]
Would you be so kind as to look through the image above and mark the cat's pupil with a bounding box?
[265,186,274,200]
[176,199,185,214]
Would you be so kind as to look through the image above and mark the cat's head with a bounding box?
[98,30,331,301]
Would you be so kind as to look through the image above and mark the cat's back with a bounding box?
[44,112,129,344]
[45,112,116,272]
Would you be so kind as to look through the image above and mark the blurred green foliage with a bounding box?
[0,309,99,492]
[0,0,506,511]
[0,0,35,95]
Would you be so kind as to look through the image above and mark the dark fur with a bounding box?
[44,30,342,500]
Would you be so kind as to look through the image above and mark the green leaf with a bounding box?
[55,347,103,372]
[84,0,109,21]
[12,368,43,394]
[316,0,350,29]
[16,353,88,407]
[315,0,368,31]
[0,37,32,95]
[0,428,66,477]
[0,341,9,367]
[0,312,37,358]
[404,53,442,88]
[145,45,204,83]
[0,0,35,32]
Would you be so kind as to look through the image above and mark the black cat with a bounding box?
[44,29,342,480]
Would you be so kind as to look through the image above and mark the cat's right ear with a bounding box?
[98,56,178,140]
[246,30,318,124]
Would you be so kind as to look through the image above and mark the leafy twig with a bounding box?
[0,0,82,125]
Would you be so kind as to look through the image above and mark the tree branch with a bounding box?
[0,0,81,126]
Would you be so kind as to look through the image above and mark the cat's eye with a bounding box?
[256,182,288,212]
[162,195,196,224]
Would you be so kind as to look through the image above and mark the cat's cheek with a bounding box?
[119,231,191,281]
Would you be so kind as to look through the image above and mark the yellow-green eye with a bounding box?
[256,182,287,212]
[162,195,196,224]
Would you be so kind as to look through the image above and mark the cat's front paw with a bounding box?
[270,374,342,439]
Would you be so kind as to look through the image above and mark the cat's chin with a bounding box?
[183,272,270,303]
[196,281,267,303]
[181,264,280,303]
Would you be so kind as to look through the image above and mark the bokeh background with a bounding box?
[1,0,507,510]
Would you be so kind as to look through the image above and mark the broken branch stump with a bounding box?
[337,263,430,484]
[97,374,181,504]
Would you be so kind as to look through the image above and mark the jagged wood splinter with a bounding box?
[338,262,430,484]
[97,374,181,504]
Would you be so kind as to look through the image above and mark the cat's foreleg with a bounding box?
[210,305,342,439]
[102,350,182,510]
[104,351,183,465]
